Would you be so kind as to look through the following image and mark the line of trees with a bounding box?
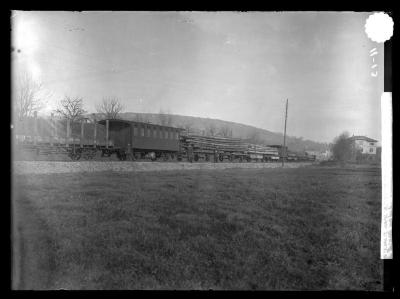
[11,74,273,142]
[13,76,176,128]
[12,74,126,123]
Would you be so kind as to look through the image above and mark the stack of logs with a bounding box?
[181,135,247,155]
[181,134,279,157]
[245,143,279,156]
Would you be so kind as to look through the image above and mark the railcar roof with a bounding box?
[98,118,184,130]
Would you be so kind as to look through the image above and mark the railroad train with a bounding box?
[13,116,316,163]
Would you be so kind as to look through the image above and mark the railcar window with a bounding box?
[141,127,144,137]
[158,127,162,139]
[153,127,157,138]
[133,126,138,136]
[147,127,151,137]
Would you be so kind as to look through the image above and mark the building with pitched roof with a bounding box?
[348,135,380,162]
[349,135,378,155]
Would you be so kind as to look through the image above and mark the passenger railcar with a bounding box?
[98,119,183,160]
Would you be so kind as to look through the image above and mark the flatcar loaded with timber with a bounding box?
[13,115,315,162]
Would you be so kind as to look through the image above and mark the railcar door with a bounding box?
[108,121,131,150]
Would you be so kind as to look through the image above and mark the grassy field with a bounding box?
[12,165,382,290]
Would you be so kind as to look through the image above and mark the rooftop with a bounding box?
[348,136,378,143]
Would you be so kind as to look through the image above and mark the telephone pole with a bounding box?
[282,99,288,167]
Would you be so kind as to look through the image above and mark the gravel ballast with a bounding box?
[13,161,313,174]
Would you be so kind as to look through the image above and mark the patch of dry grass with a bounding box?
[12,166,382,290]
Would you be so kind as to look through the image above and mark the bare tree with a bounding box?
[331,132,353,162]
[96,97,124,119]
[218,125,232,137]
[13,73,48,120]
[135,113,150,123]
[158,108,174,126]
[247,130,262,144]
[205,123,217,137]
[178,120,193,134]
[55,96,86,123]
[135,113,143,122]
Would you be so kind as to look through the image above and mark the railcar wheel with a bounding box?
[70,152,81,161]
[129,154,135,161]
[82,150,94,160]
[129,152,136,161]
[194,154,199,162]
[218,154,224,162]
[238,156,243,163]
[101,149,112,157]
[120,152,127,161]
[246,157,251,162]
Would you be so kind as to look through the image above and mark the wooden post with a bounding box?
[105,119,109,149]
[50,113,54,146]
[80,119,84,148]
[66,119,70,147]
[33,111,38,145]
[54,115,58,144]
[93,114,97,146]
[282,99,288,167]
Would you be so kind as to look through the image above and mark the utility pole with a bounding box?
[282,99,288,167]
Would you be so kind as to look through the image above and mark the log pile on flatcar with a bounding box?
[180,135,248,162]
[180,135,280,162]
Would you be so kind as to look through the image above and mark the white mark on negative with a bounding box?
[365,12,394,43]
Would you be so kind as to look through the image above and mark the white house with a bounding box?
[349,135,378,155]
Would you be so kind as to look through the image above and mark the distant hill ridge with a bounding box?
[114,112,328,153]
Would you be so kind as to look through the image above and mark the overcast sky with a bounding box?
[11,11,384,143]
